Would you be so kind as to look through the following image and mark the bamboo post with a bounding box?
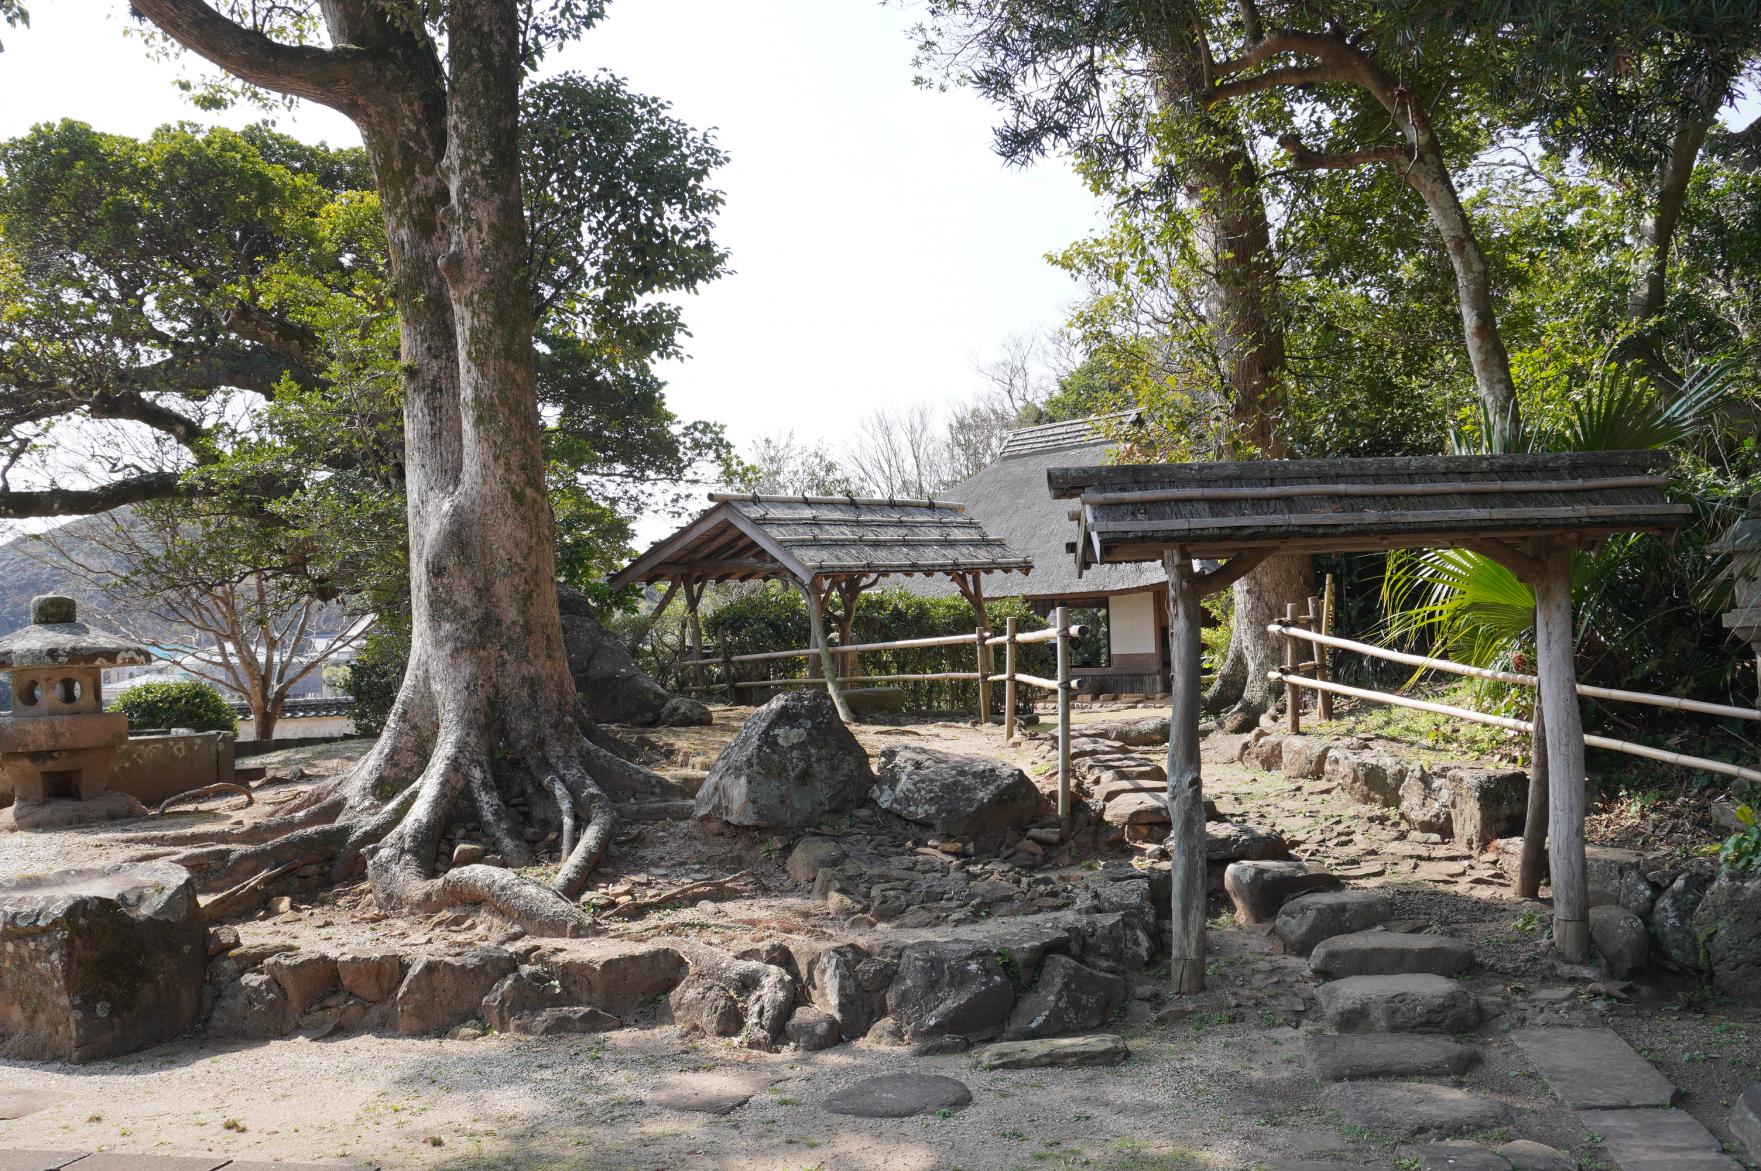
[1055,604,1072,833]
[1516,694,1549,900]
[1003,616,1018,741]
[721,644,736,705]
[1307,594,1330,722]
[1164,555,1207,993]
[975,627,989,725]
[798,580,854,723]
[1318,574,1336,721]
[1532,543,1589,962]
[1284,602,1302,734]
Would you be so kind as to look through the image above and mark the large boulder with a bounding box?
[1324,746,1419,809]
[1589,905,1649,978]
[869,745,1040,839]
[1693,869,1761,999]
[0,862,207,1061]
[885,942,1017,1041]
[1438,766,1527,851]
[694,690,873,828]
[394,948,516,1035]
[557,584,672,725]
[1649,867,1713,972]
[1002,954,1126,1040]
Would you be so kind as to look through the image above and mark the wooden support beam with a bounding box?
[798,579,854,723]
[1530,542,1589,962]
[1163,554,1207,994]
[1054,604,1072,833]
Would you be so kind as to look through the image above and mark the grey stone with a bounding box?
[1316,974,1480,1034]
[262,949,339,1015]
[1511,1027,1675,1109]
[657,695,712,726]
[786,836,846,885]
[1280,736,1333,780]
[823,1073,973,1117]
[0,862,207,1062]
[1224,860,1339,924]
[524,938,687,1015]
[1274,889,1393,955]
[0,1153,88,1171]
[1649,867,1712,971]
[973,1033,1129,1069]
[1401,1141,1510,1171]
[1588,904,1649,978]
[1693,869,1761,999]
[335,951,402,1003]
[647,1072,775,1115]
[0,1089,70,1120]
[803,945,871,1040]
[885,942,1016,1040]
[1309,930,1473,978]
[870,744,1040,839]
[393,947,515,1036]
[1732,1083,1761,1165]
[784,1004,842,1050]
[1575,1107,1743,1170]
[1399,772,1454,837]
[1002,954,1126,1040]
[1586,846,1657,917]
[1322,1082,1511,1139]
[1324,747,1419,809]
[1441,766,1527,850]
[694,691,873,827]
[207,972,297,1041]
[1304,1032,1479,1080]
[1494,1139,1579,1170]
[667,973,745,1037]
[1205,820,1289,863]
[558,584,674,728]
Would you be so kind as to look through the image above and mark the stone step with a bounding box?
[1316,974,1481,1034]
[1512,1027,1676,1109]
[1304,1032,1479,1080]
[1224,860,1340,924]
[1320,1082,1513,1139]
[1309,929,1473,978]
[1575,1107,1745,1170]
[1273,889,1393,955]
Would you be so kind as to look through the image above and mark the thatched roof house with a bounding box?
[894,414,1173,697]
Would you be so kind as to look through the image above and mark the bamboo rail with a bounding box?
[740,672,982,686]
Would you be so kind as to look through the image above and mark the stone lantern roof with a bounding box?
[0,595,153,671]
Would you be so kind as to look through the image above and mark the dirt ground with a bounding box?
[2,703,1757,1170]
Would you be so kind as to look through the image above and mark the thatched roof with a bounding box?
[608,493,1031,588]
[1049,450,1691,567]
[893,415,1167,601]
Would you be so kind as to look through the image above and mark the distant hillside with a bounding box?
[0,511,182,639]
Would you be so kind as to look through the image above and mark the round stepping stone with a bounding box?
[647,1072,775,1115]
[1494,1139,1579,1170]
[1274,889,1392,956]
[1304,1032,1479,1080]
[1400,1141,1510,1171]
[822,1073,972,1118]
[1309,930,1473,978]
[1320,1082,1512,1139]
[1317,974,1480,1034]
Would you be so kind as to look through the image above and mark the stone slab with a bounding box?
[973,1034,1129,1069]
[0,1090,71,1120]
[59,1158,228,1171]
[0,1154,87,1171]
[1398,1141,1510,1171]
[1304,1032,1479,1080]
[1576,1107,1744,1170]
[1733,1083,1761,1164]
[1308,930,1473,978]
[1512,1027,1676,1109]
[822,1073,972,1118]
[1321,1082,1512,1139]
[646,1072,776,1115]
[222,1163,372,1170]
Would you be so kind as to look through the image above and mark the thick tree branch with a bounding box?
[127,0,383,111]
[0,470,188,518]
[1276,133,1407,172]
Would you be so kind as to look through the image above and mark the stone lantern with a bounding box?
[1710,492,1761,703]
[0,595,151,805]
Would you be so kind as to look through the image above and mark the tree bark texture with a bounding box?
[1164,557,1207,993]
[129,0,669,934]
[1530,545,1589,962]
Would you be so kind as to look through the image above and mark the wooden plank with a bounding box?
[1079,475,1669,507]
[1164,555,1207,994]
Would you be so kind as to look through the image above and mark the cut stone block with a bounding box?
[1274,889,1393,955]
[1309,930,1473,978]
[1304,1032,1479,1080]
[1512,1027,1676,1109]
[1575,1107,1744,1170]
[0,1154,88,1171]
[973,1033,1129,1069]
[1321,1082,1511,1139]
[1317,974,1480,1034]
[0,861,206,1062]
[58,1157,228,1171]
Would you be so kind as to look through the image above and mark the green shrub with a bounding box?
[108,679,237,733]
[342,625,409,737]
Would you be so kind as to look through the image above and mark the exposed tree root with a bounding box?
[604,870,761,920]
[154,783,254,816]
[166,700,672,938]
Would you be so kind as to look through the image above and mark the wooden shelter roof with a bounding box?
[1048,451,1690,566]
[608,493,1033,588]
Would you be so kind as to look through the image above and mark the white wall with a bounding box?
[1108,591,1159,657]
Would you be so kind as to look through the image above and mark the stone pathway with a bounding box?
[0,1158,361,1170]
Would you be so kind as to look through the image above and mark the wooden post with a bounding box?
[1003,617,1018,741]
[1284,602,1302,734]
[1164,554,1207,993]
[683,576,706,692]
[1306,594,1330,722]
[1318,574,1336,721]
[1516,693,1549,899]
[722,644,736,706]
[975,627,989,725]
[1532,543,1589,962]
[798,579,854,723]
[1054,604,1072,833]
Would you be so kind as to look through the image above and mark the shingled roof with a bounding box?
[608,493,1032,587]
[1049,450,1690,567]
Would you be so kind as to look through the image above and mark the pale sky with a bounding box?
[0,1,1102,546]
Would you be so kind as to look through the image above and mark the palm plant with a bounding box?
[1382,357,1748,705]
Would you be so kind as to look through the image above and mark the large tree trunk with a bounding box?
[1154,27,1310,726]
[131,0,668,935]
